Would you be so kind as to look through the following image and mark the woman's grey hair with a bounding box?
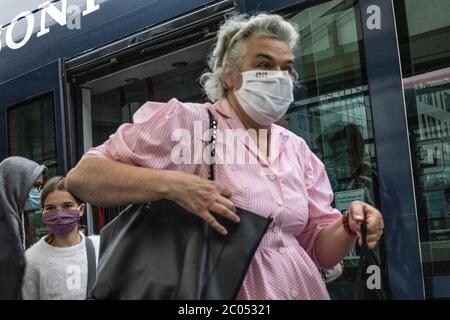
[200,13,299,102]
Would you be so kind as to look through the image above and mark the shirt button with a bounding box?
[290,290,298,299]
[269,174,277,181]
[276,198,284,206]
[273,226,280,233]
[278,247,286,254]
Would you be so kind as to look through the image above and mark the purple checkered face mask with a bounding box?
[42,207,81,235]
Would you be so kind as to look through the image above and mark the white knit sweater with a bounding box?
[22,233,98,300]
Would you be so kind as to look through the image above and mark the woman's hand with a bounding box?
[347,201,384,249]
[164,171,240,235]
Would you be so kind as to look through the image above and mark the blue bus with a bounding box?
[1,0,450,299]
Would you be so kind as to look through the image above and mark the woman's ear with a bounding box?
[223,64,242,91]
[223,64,233,90]
[78,203,86,217]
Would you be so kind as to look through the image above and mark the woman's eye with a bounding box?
[258,63,271,69]
[281,65,294,74]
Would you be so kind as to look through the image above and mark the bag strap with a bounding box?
[85,236,97,299]
[207,109,217,181]
[354,223,392,300]
[360,223,381,267]
[354,223,368,299]
[360,223,369,256]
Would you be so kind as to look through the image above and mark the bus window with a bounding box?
[7,92,58,241]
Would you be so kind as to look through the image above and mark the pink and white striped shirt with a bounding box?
[86,97,342,300]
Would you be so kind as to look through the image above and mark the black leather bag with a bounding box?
[91,109,271,300]
[353,224,393,300]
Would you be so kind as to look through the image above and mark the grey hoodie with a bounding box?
[0,156,46,300]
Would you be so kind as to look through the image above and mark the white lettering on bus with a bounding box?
[5,11,34,50]
[83,0,100,16]
[0,0,100,52]
[37,0,68,38]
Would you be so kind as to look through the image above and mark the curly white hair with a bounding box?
[200,13,299,102]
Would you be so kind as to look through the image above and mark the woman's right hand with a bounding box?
[163,171,240,235]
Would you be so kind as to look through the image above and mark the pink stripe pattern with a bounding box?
[85,97,342,300]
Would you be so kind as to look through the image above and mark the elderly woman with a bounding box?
[66,13,384,300]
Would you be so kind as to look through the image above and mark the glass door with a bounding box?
[395,0,450,299]
[283,0,382,299]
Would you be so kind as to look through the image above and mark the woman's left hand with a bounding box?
[347,201,384,249]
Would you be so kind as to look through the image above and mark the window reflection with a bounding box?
[7,92,57,177]
[328,123,378,207]
[396,0,450,281]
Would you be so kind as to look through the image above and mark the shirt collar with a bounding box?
[212,97,290,168]
[212,97,234,119]
[212,97,291,138]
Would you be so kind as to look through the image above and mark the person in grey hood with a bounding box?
[0,156,46,300]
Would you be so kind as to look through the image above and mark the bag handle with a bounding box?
[85,236,97,299]
[360,223,369,256]
[207,109,217,181]
[354,223,392,299]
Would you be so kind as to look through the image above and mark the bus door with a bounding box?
[0,59,70,239]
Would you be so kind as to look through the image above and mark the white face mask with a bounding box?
[234,70,294,126]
